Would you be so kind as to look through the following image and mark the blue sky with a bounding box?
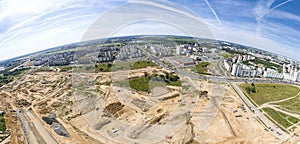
[0,0,300,61]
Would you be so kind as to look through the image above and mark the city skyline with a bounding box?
[0,0,300,61]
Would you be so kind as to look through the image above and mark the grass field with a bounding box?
[239,83,300,105]
[129,73,181,92]
[129,76,151,92]
[263,108,299,129]
[131,60,157,70]
[95,63,112,72]
[239,83,300,131]
[276,95,300,114]
[82,60,157,73]
[58,66,73,72]
[195,62,211,75]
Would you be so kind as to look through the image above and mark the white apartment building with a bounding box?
[231,63,257,77]
[263,68,283,79]
[202,47,209,53]
[297,72,300,82]
[224,60,232,72]
[176,45,182,55]
[282,64,300,82]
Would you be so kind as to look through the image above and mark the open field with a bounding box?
[263,108,299,129]
[79,60,157,73]
[195,62,211,75]
[239,83,300,105]
[131,60,157,70]
[239,83,300,132]
[95,63,112,72]
[276,96,300,114]
[129,73,181,92]
[129,76,151,92]
[58,66,73,72]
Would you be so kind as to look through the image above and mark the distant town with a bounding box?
[3,35,298,83]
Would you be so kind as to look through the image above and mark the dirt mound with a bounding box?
[16,99,31,107]
[39,107,52,114]
[150,113,168,124]
[105,102,124,117]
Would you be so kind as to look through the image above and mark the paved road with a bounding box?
[24,110,58,144]
[16,110,39,144]
[230,82,289,141]
[217,59,229,77]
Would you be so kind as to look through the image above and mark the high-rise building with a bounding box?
[263,68,283,79]
[231,63,242,76]
[224,59,232,72]
[297,72,300,82]
[176,45,182,55]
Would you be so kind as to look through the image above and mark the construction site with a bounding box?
[0,63,286,144]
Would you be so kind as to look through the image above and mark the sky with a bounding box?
[0,0,300,61]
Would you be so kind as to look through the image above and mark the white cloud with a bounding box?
[269,10,300,23]
[0,14,98,61]
[210,18,300,61]
[112,21,188,36]
[0,0,130,61]
[253,0,294,35]
[0,0,300,62]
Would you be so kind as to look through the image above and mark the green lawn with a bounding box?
[131,60,157,70]
[95,63,112,72]
[239,83,300,105]
[195,62,211,75]
[275,96,300,114]
[263,108,299,129]
[164,73,182,87]
[58,66,73,72]
[129,76,151,92]
[81,60,156,73]
[74,63,113,73]
[129,73,181,92]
